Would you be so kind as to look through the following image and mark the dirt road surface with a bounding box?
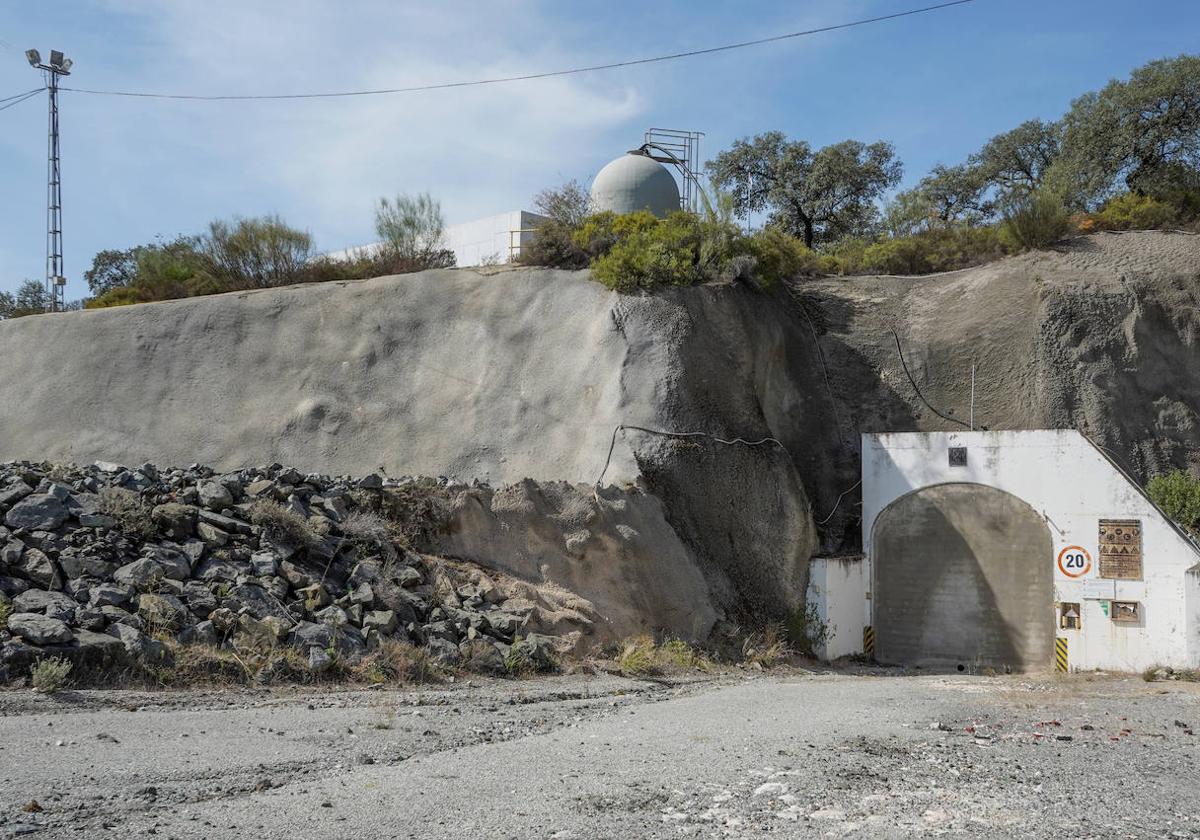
[1,670,1198,838]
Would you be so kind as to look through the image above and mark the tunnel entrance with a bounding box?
[872,483,1053,671]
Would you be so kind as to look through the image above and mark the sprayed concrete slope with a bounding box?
[0,267,820,636]
[0,268,636,484]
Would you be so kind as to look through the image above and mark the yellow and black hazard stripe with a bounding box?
[1055,637,1069,673]
[862,626,875,658]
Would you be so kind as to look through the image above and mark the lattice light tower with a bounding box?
[26,48,72,312]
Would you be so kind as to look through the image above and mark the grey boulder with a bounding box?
[0,480,34,508]
[89,582,135,608]
[12,589,76,615]
[10,547,62,590]
[114,558,164,591]
[8,613,74,645]
[197,480,233,511]
[137,592,189,630]
[4,494,69,531]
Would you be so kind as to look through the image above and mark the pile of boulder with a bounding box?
[0,460,563,683]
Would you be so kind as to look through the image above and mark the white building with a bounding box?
[807,429,1200,672]
[327,210,547,269]
[441,210,548,266]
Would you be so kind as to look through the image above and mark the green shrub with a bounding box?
[609,635,711,675]
[0,595,9,630]
[999,190,1071,250]
[0,279,51,320]
[740,623,793,668]
[859,226,1007,275]
[744,226,822,286]
[820,236,872,275]
[517,219,589,269]
[86,236,214,308]
[615,635,659,675]
[1147,469,1200,531]
[533,179,592,228]
[1089,192,1177,231]
[573,210,659,260]
[351,639,439,684]
[374,193,456,269]
[517,208,661,271]
[205,215,315,289]
[861,236,933,275]
[787,604,830,657]
[591,213,704,292]
[31,657,72,694]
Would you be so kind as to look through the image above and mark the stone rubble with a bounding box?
[0,460,570,682]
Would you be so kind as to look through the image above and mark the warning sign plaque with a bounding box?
[1098,519,1142,580]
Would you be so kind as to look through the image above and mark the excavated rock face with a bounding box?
[791,231,1200,552]
[2,231,1193,625]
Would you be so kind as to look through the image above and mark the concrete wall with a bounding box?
[872,484,1053,670]
[805,556,864,660]
[862,430,1200,671]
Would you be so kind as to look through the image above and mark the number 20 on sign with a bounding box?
[1057,545,1092,578]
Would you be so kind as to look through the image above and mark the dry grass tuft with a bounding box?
[612,635,712,677]
[98,487,157,539]
[741,624,793,669]
[1143,664,1200,683]
[351,639,440,685]
[248,499,320,548]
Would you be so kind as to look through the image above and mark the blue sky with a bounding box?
[1,0,1198,296]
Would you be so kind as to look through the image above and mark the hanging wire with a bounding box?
[595,424,788,487]
[890,328,973,429]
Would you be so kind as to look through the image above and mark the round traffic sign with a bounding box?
[1057,545,1092,578]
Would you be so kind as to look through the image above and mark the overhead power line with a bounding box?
[61,0,978,102]
[0,86,45,104]
[0,88,43,112]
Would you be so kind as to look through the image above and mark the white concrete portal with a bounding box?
[845,430,1200,672]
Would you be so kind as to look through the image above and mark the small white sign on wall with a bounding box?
[1081,579,1116,600]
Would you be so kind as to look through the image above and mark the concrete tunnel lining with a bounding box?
[871,482,1054,671]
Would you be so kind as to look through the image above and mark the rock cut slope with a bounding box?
[1,230,1196,627]
[792,231,1200,550]
[0,267,820,633]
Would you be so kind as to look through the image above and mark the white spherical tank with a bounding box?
[590,152,681,218]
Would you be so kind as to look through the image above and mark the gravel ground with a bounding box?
[1,669,1198,839]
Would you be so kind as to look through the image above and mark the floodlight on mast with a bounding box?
[27,48,73,312]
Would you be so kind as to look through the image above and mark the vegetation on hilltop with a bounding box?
[3,55,1198,316]
[523,54,1200,288]
[76,195,455,311]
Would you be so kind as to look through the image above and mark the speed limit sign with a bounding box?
[1057,545,1092,578]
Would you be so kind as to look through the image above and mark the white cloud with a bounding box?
[86,0,649,252]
